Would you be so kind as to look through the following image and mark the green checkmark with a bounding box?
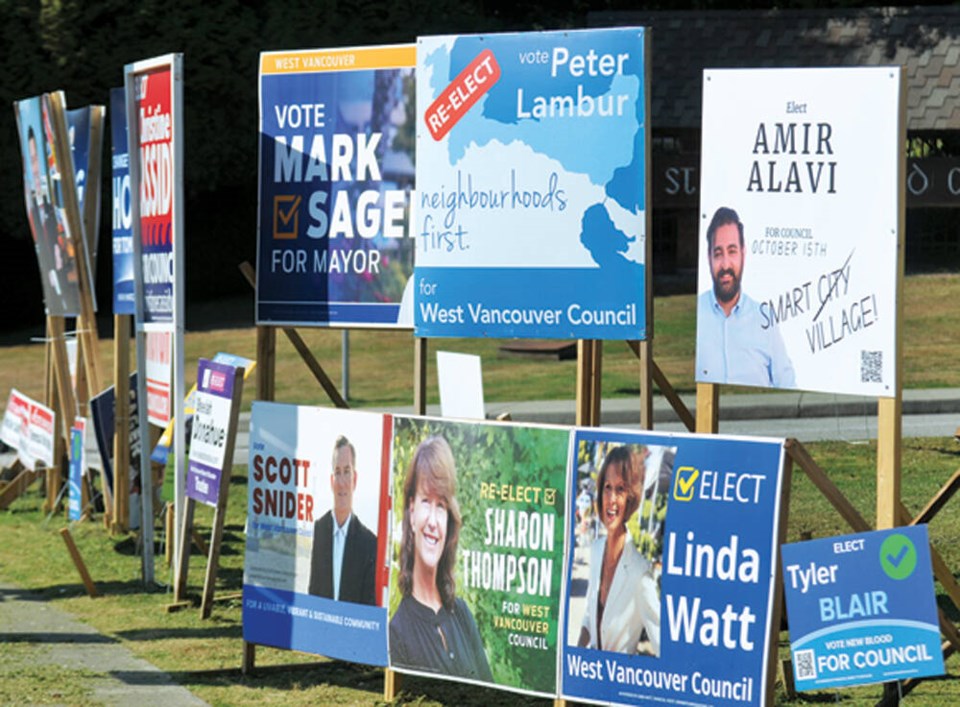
[880,533,917,580]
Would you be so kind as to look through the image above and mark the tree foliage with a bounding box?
[0,0,926,327]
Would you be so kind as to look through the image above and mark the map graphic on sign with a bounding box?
[415,28,648,340]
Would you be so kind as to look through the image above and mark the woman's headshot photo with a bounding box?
[388,434,492,682]
[568,439,675,657]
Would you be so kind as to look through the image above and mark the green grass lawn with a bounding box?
[2,273,960,414]
[1,273,959,704]
[0,435,958,705]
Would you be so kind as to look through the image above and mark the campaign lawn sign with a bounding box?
[185,359,241,507]
[110,87,134,315]
[781,526,944,691]
[126,52,184,582]
[128,59,179,326]
[257,45,416,327]
[90,373,141,526]
[388,416,569,696]
[436,351,484,419]
[68,418,86,521]
[243,403,390,665]
[1,389,55,470]
[561,429,787,707]
[414,28,648,340]
[144,330,172,427]
[13,95,84,317]
[696,68,902,396]
[151,352,256,467]
[66,104,104,279]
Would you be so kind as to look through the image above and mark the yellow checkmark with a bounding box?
[674,467,699,501]
[273,195,302,239]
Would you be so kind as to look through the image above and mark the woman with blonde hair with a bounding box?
[389,436,492,681]
[578,445,660,655]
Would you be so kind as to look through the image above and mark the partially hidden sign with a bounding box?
[185,359,240,507]
[781,526,944,691]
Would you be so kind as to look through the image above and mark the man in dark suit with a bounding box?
[308,435,377,604]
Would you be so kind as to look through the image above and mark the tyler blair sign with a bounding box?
[781,526,944,692]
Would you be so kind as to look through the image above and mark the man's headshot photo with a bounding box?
[308,435,378,605]
[696,206,796,389]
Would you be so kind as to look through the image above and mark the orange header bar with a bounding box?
[260,45,415,75]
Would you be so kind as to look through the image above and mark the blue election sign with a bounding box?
[781,525,944,691]
[110,87,135,315]
[561,429,787,706]
[256,46,416,328]
[415,28,648,340]
[68,421,84,521]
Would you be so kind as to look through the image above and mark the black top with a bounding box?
[307,511,377,605]
[389,594,493,682]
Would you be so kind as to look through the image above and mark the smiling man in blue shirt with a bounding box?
[697,207,796,388]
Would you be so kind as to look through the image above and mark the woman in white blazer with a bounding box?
[578,446,661,655]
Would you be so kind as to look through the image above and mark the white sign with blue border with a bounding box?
[781,525,944,691]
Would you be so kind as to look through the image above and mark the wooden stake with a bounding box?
[60,527,98,598]
[48,316,76,508]
[242,641,256,675]
[577,339,600,427]
[46,93,103,398]
[0,466,40,510]
[414,338,428,415]
[876,397,901,530]
[786,439,870,532]
[384,667,400,701]
[256,325,276,401]
[165,502,175,567]
[173,497,196,601]
[695,382,719,434]
[240,261,348,406]
[765,452,792,707]
[112,314,131,532]
[635,340,653,430]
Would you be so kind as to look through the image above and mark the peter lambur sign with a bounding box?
[414,27,648,340]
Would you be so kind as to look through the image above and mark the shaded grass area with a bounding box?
[0,436,958,704]
[0,274,959,703]
[0,642,97,705]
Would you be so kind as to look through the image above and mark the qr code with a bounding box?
[795,649,817,680]
[861,350,883,383]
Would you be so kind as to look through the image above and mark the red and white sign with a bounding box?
[1,388,55,468]
[424,48,500,141]
[145,330,172,426]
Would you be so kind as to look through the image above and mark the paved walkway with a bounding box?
[0,583,208,706]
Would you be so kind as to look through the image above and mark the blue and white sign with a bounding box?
[415,27,648,340]
[68,419,86,521]
[256,45,416,328]
[561,429,786,706]
[781,525,944,691]
[185,359,238,508]
[243,403,390,665]
[110,87,135,315]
